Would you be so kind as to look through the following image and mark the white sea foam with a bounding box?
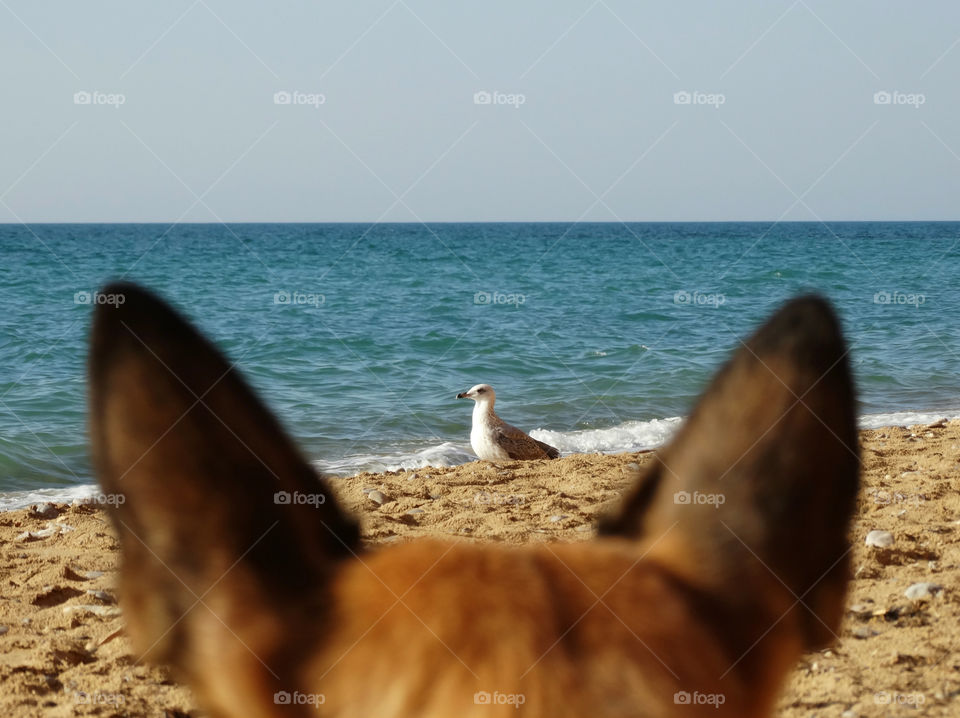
[530,417,683,455]
[858,409,960,430]
[0,483,101,512]
[316,441,476,476]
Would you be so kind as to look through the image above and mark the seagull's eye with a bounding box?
[477,388,485,393]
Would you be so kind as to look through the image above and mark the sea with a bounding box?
[2,222,959,510]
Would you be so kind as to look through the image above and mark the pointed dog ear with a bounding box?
[89,282,360,666]
[600,295,859,649]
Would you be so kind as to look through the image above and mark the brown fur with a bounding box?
[89,283,859,717]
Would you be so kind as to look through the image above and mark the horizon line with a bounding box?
[2,219,959,226]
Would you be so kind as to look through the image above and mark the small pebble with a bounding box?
[87,590,115,604]
[904,582,943,601]
[865,530,894,548]
[575,524,592,532]
[84,571,104,580]
[852,626,872,639]
[624,462,641,473]
[368,490,388,506]
[549,515,568,522]
[31,503,60,519]
[0,625,8,636]
[405,508,424,516]
[17,524,76,541]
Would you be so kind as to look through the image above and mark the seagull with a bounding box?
[456,384,560,461]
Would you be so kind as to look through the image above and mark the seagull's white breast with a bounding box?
[470,404,511,461]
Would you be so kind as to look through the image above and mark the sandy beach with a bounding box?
[1,420,958,717]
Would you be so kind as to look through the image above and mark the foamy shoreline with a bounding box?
[2,410,958,512]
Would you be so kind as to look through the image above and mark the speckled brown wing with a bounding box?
[494,423,560,460]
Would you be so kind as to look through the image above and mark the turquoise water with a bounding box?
[2,222,959,503]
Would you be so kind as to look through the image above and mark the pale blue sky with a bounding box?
[2,1,959,222]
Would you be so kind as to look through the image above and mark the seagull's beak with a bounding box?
[456,391,469,399]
